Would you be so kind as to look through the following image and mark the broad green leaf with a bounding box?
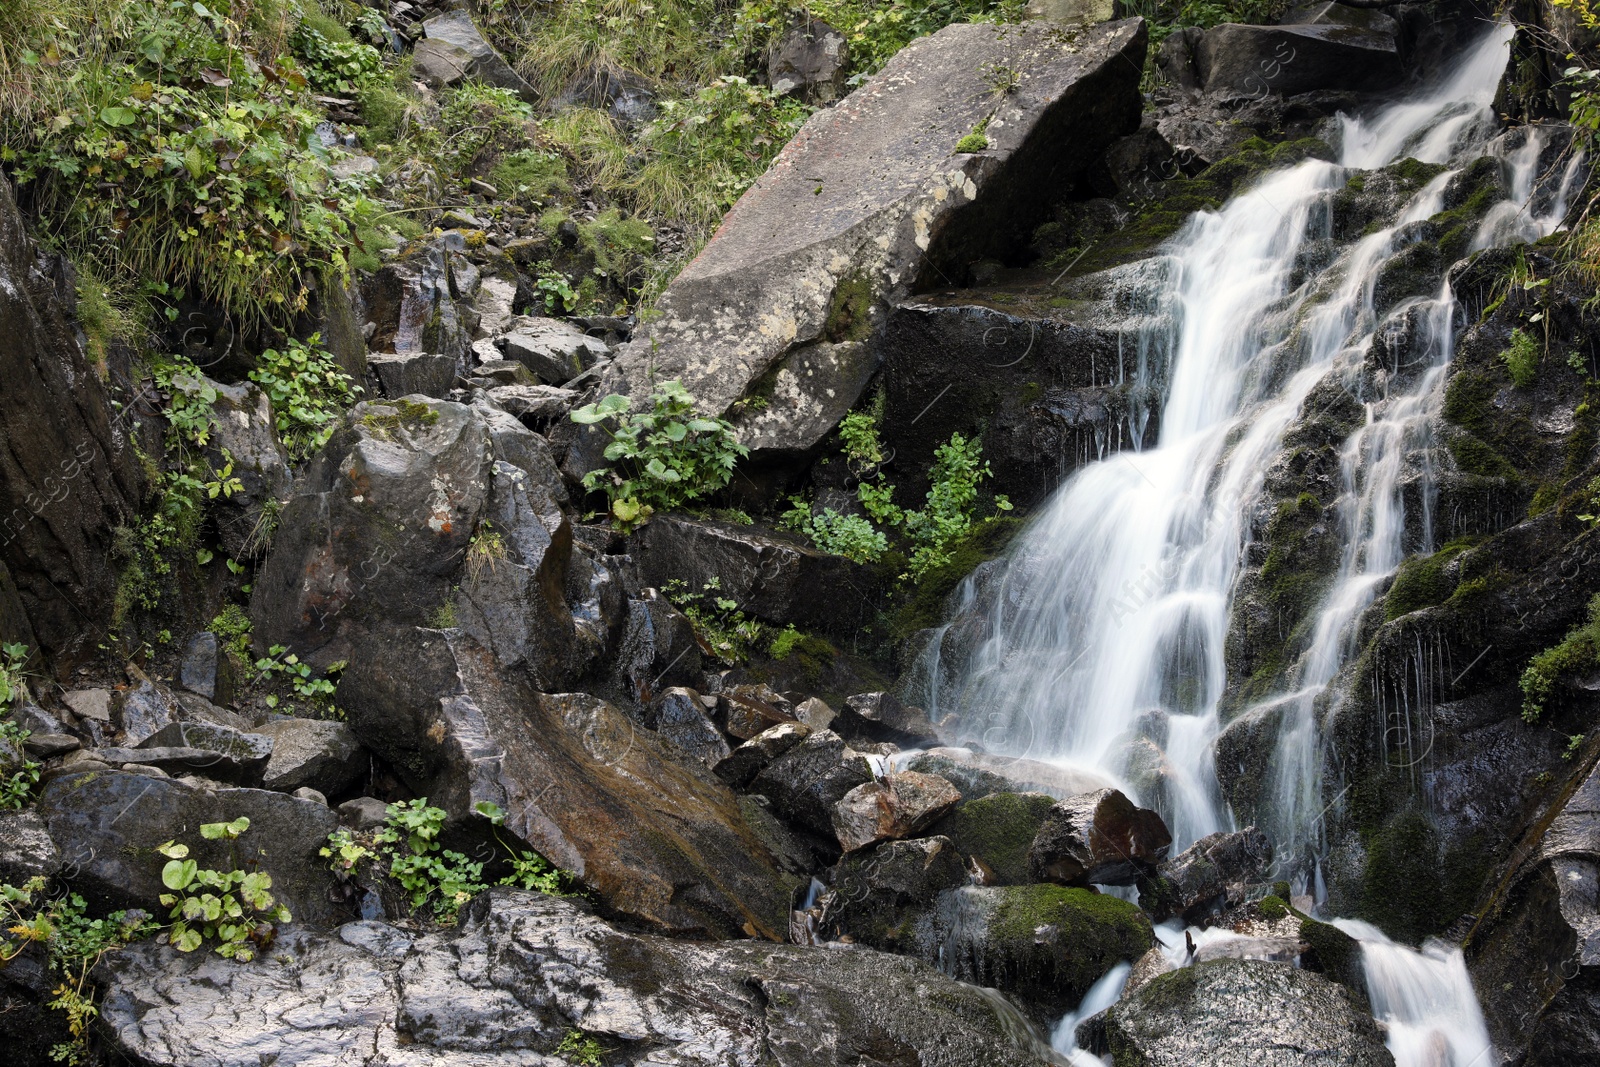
[99,106,137,128]
[158,841,189,859]
[175,928,203,952]
[161,859,198,890]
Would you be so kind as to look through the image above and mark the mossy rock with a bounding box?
[926,790,1055,885]
[890,516,1022,640]
[1383,537,1478,620]
[1297,913,1369,1011]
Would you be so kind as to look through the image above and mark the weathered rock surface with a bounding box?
[1098,958,1394,1067]
[831,771,961,852]
[915,883,1154,1020]
[203,377,293,559]
[614,589,702,707]
[363,241,473,380]
[97,888,1057,1067]
[414,10,537,102]
[1196,10,1403,97]
[0,175,142,659]
[716,721,811,789]
[927,790,1057,885]
[749,729,874,839]
[133,720,275,785]
[648,687,732,770]
[0,809,59,885]
[250,397,492,666]
[834,691,937,746]
[1029,788,1173,886]
[1139,826,1272,923]
[368,350,458,399]
[36,769,342,926]
[338,625,797,938]
[498,316,609,385]
[585,19,1147,462]
[256,718,367,795]
[630,515,884,636]
[820,835,969,951]
[768,19,849,102]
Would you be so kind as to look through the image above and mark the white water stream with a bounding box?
[910,23,1582,1067]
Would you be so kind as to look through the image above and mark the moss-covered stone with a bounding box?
[890,516,1021,639]
[1383,538,1478,621]
[1297,914,1368,1010]
[927,790,1055,885]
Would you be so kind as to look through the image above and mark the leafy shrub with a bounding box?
[157,817,290,960]
[248,334,361,462]
[779,501,888,563]
[0,643,41,810]
[1500,327,1540,388]
[1521,593,1600,722]
[290,21,384,95]
[434,83,535,179]
[902,433,1011,578]
[252,644,342,717]
[557,1030,606,1067]
[571,380,748,529]
[663,577,766,663]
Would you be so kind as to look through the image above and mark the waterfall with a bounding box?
[915,21,1583,1067]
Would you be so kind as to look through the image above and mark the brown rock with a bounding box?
[1028,788,1172,886]
[831,771,962,853]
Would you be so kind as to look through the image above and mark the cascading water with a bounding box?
[913,22,1582,1067]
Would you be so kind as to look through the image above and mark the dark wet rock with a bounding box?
[750,729,874,838]
[98,888,1061,1067]
[1469,754,1600,1064]
[454,460,574,689]
[484,383,578,421]
[472,403,570,507]
[630,514,885,636]
[915,883,1154,1021]
[203,377,293,560]
[1099,958,1394,1067]
[835,691,937,747]
[587,19,1146,463]
[24,732,77,758]
[716,721,812,789]
[135,721,274,785]
[769,19,849,102]
[821,835,969,950]
[36,769,341,925]
[720,683,799,741]
[0,809,59,885]
[498,316,609,385]
[554,66,659,126]
[116,667,181,746]
[927,790,1057,885]
[338,624,797,938]
[1029,788,1173,886]
[250,397,492,666]
[0,175,143,660]
[880,302,1152,508]
[255,718,366,795]
[615,589,703,707]
[413,10,537,102]
[908,745,1120,798]
[362,240,472,380]
[470,358,538,387]
[339,796,390,830]
[648,687,732,769]
[1138,826,1273,924]
[1155,25,1204,90]
[831,771,961,852]
[178,631,232,704]
[367,351,458,399]
[1196,14,1403,98]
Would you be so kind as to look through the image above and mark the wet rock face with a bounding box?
[583,18,1147,464]
[361,240,473,384]
[1028,788,1172,887]
[338,625,798,939]
[830,771,961,852]
[1138,826,1272,924]
[97,890,1055,1067]
[1195,8,1404,98]
[915,883,1154,1021]
[1099,958,1395,1067]
[249,397,492,667]
[821,836,969,951]
[0,176,142,660]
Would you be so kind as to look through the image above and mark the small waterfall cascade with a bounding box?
[912,22,1583,1067]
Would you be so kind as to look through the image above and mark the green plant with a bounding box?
[253,644,341,715]
[157,817,291,960]
[290,20,383,96]
[210,603,253,659]
[1521,593,1600,722]
[1565,733,1587,760]
[0,642,41,810]
[572,380,748,529]
[249,334,361,462]
[535,265,581,315]
[779,500,888,563]
[474,801,566,894]
[556,1029,606,1067]
[955,115,990,153]
[769,625,805,660]
[490,149,572,205]
[902,433,1011,579]
[1500,327,1540,388]
[435,82,535,179]
[978,61,1020,95]
[663,577,766,664]
[465,523,509,584]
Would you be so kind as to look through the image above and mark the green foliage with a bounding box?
[557,1029,606,1067]
[1383,539,1475,621]
[323,800,570,922]
[1500,327,1541,388]
[1521,593,1600,723]
[157,819,291,960]
[465,523,509,584]
[0,643,41,810]
[902,433,1011,579]
[248,334,361,462]
[210,603,253,660]
[1257,893,1288,920]
[955,116,990,153]
[779,501,888,563]
[290,20,383,95]
[663,577,766,664]
[490,149,572,205]
[1,876,158,1065]
[252,644,342,717]
[435,82,535,179]
[535,263,581,315]
[4,0,377,325]
[572,381,748,529]
[769,625,805,660]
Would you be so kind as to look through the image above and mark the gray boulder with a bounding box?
[367,351,458,399]
[1195,12,1403,97]
[831,771,960,852]
[203,377,293,559]
[1098,958,1394,1067]
[498,316,609,385]
[250,397,492,666]
[768,19,849,102]
[716,721,812,789]
[1029,787,1172,886]
[630,515,885,636]
[36,769,342,925]
[134,720,275,785]
[749,729,874,838]
[256,718,366,795]
[820,836,969,952]
[614,589,702,707]
[413,10,538,102]
[1139,825,1273,924]
[116,666,180,745]
[835,691,937,746]
[484,383,578,421]
[338,624,798,938]
[584,19,1146,463]
[362,240,472,381]
[0,809,59,885]
[179,631,233,703]
[649,687,732,770]
[98,888,1062,1067]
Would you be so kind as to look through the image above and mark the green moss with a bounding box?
[360,398,440,438]
[824,272,874,343]
[990,885,1149,944]
[1355,807,1484,944]
[1198,137,1335,195]
[929,791,1055,885]
[1384,538,1477,621]
[1257,894,1288,920]
[892,516,1021,638]
[1298,915,1367,1007]
[954,131,989,153]
[1271,880,1292,901]
[491,150,572,204]
[1384,156,1448,190]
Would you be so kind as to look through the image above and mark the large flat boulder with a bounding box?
[0,176,143,659]
[583,18,1146,463]
[338,624,799,939]
[1195,11,1403,97]
[97,889,1059,1067]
